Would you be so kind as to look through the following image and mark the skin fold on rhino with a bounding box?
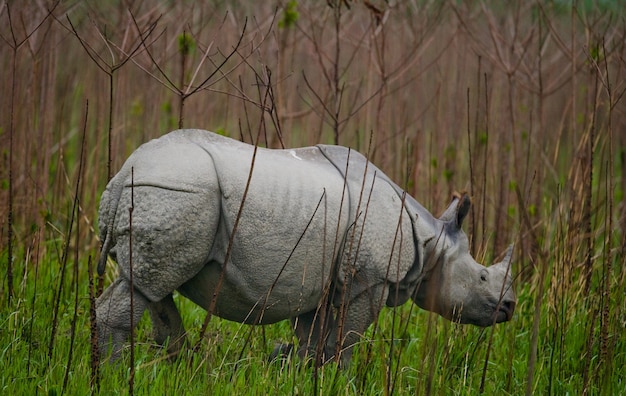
[96,129,516,365]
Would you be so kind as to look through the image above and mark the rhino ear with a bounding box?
[439,192,471,229]
[456,193,471,227]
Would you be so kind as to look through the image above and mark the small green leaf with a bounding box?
[130,99,143,117]
[278,1,299,29]
[478,132,488,145]
[178,32,195,56]
[589,45,601,61]
[508,205,516,217]
[521,130,528,140]
[445,144,456,160]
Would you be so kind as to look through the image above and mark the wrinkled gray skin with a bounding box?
[97,129,516,365]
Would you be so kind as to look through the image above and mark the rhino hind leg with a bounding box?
[96,277,150,362]
[147,293,186,359]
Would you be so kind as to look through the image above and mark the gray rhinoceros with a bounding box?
[96,129,516,365]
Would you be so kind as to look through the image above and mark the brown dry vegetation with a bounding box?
[1,1,624,394]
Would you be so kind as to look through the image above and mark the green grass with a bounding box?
[1,252,623,394]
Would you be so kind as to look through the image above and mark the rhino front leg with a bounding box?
[332,285,388,367]
[147,293,186,359]
[294,305,336,363]
[270,306,335,364]
[96,277,150,362]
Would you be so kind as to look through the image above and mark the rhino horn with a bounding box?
[493,244,514,270]
[439,192,471,229]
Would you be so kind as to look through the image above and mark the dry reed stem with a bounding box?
[62,99,89,393]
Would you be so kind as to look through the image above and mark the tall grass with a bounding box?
[1,1,624,394]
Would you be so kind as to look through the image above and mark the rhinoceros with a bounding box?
[96,129,516,365]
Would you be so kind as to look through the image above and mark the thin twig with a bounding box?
[62,99,88,394]
[128,167,135,395]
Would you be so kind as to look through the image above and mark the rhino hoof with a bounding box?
[269,343,294,362]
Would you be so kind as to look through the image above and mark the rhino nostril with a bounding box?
[501,300,516,319]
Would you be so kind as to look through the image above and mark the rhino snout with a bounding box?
[496,299,516,322]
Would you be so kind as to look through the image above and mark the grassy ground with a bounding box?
[1,1,625,395]
[2,274,623,394]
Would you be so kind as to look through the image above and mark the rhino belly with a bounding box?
[177,261,328,324]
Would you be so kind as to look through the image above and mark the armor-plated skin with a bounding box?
[96,129,516,365]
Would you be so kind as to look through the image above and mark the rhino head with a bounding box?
[411,193,516,327]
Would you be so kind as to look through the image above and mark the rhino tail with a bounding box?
[97,164,131,276]
[97,233,112,276]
